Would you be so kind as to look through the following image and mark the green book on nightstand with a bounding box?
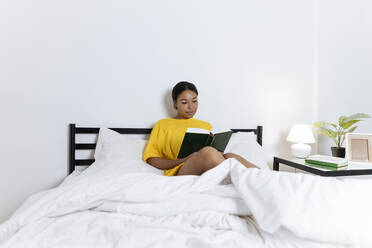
[307,162,348,171]
[305,154,348,168]
[177,128,233,159]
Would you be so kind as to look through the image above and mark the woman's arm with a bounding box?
[146,157,187,170]
[147,153,196,170]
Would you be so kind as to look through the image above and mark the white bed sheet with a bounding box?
[1,158,371,248]
[1,210,342,248]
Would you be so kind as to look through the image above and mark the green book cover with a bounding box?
[177,128,233,159]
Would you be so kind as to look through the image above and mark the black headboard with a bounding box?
[69,124,263,174]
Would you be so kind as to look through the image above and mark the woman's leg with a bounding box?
[223,153,258,169]
[176,146,225,176]
[176,148,259,176]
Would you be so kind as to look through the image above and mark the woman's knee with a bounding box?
[199,146,221,159]
[199,146,224,169]
[199,146,216,153]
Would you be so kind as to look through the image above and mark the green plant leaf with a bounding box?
[345,113,370,122]
[313,121,326,128]
[315,129,337,138]
[313,130,330,137]
[340,120,360,129]
[315,130,338,145]
[346,126,357,134]
[338,116,347,126]
[328,129,338,138]
[313,121,335,128]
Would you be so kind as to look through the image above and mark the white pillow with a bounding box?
[224,132,269,169]
[94,127,162,174]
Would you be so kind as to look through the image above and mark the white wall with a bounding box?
[317,0,372,154]
[0,0,316,223]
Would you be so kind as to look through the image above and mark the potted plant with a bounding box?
[313,113,370,158]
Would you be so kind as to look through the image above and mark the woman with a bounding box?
[143,81,258,176]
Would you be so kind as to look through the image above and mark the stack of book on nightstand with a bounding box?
[305,155,348,169]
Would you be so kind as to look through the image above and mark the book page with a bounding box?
[210,128,232,135]
[186,128,210,134]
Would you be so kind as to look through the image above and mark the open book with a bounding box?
[177,128,233,159]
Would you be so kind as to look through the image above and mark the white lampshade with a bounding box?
[287,124,315,158]
[286,124,316,144]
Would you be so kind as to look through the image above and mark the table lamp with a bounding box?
[286,124,316,158]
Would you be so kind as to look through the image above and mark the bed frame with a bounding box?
[69,123,263,174]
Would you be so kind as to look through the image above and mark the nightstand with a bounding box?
[273,156,372,177]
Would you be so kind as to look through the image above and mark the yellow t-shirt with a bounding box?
[143,118,213,176]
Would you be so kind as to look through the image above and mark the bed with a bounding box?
[0,124,372,248]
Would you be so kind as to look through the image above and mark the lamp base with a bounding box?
[291,143,311,158]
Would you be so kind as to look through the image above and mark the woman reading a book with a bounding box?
[143,81,258,176]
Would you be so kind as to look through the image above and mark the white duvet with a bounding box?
[1,158,372,248]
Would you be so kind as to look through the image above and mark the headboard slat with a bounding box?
[69,124,76,175]
[75,159,95,166]
[76,143,97,150]
[75,127,100,134]
[76,127,152,134]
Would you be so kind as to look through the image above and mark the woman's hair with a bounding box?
[172,81,198,101]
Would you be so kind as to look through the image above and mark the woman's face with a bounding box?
[174,90,198,119]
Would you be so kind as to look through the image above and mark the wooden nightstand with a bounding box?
[273,156,372,177]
